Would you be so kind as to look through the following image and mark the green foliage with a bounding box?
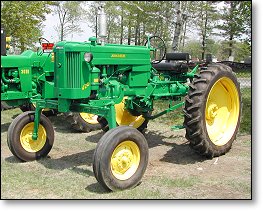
[183,41,202,59]
[85,1,175,46]
[1,1,55,52]
[186,1,219,59]
[216,1,251,56]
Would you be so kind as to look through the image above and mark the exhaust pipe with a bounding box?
[98,7,107,45]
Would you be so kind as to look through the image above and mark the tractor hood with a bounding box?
[1,50,53,70]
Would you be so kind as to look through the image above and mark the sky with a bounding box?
[42,13,94,43]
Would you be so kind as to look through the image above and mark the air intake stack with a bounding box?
[98,7,107,45]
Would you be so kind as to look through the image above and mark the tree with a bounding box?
[187,1,218,60]
[53,1,85,41]
[217,1,251,57]
[1,1,55,52]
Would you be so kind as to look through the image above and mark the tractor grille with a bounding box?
[66,52,82,88]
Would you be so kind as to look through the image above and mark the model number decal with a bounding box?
[111,54,126,58]
[82,82,90,90]
[21,69,30,74]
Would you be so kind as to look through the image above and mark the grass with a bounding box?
[240,88,251,134]
[152,99,185,127]
[150,175,201,188]
[235,69,252,78]
[1,107,251,199]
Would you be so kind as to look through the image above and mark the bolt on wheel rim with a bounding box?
[20,122,47,152]
[205,77,240,146]
[111,140,140,180]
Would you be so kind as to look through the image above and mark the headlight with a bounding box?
[84,52,93,62]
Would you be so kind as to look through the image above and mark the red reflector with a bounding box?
[42,43,54,50]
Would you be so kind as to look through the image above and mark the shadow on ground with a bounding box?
[1,122,10,133]
[145,130,207,165]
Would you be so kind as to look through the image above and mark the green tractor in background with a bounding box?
[3,8,241,191]
[1,27,101,132]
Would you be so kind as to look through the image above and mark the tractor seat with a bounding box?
[152,52,190,74]
[152,62,188,73]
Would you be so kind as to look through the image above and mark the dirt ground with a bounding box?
[1,109,251,199]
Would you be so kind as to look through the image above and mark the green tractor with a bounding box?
[1,27,101,132]
[5,8,241,191]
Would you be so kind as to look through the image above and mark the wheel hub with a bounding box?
[20,122,46,152]
[205,77,240,146]
[206,102,218,121]
[112,149,133,174]
[111,140,140,180]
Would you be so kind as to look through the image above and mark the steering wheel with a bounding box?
[144,36,166,64]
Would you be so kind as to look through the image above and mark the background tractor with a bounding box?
[5,8,241,191]
[1,27,101,132]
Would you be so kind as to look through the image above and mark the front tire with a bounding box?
[7,111,54,162]
[93,126,149,191]
[183,64,241,158]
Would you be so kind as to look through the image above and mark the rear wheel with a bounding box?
[93,126,149,191]
[64,112,101,132]
[183,64,241,158]
[98,98,149,132]
[7,111,54,162]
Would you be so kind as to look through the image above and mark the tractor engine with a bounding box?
[53,37,152,112]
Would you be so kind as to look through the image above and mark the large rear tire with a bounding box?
[93,126,149,191]
[7,111,54,162]
[183,64,241,158]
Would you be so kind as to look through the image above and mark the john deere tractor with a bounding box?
[5,8,241,191]
[1,27,101,132]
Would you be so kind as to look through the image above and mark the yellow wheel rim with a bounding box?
[205,77,240,146]
[111,140,140,180]
[115,98,145,128]
[79,113,99,124]
[20,122,47,152]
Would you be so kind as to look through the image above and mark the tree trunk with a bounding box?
[172,1,182,52]
[202,9,208,60]
[229,34,233,57]
[128,18,131,45]
[120,7,124,44]
[135,15,139,45]
[60,11,67,41]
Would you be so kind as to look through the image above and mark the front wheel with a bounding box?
[7,111,54,162]
[183,64,241,158]
[93,126,149,191]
